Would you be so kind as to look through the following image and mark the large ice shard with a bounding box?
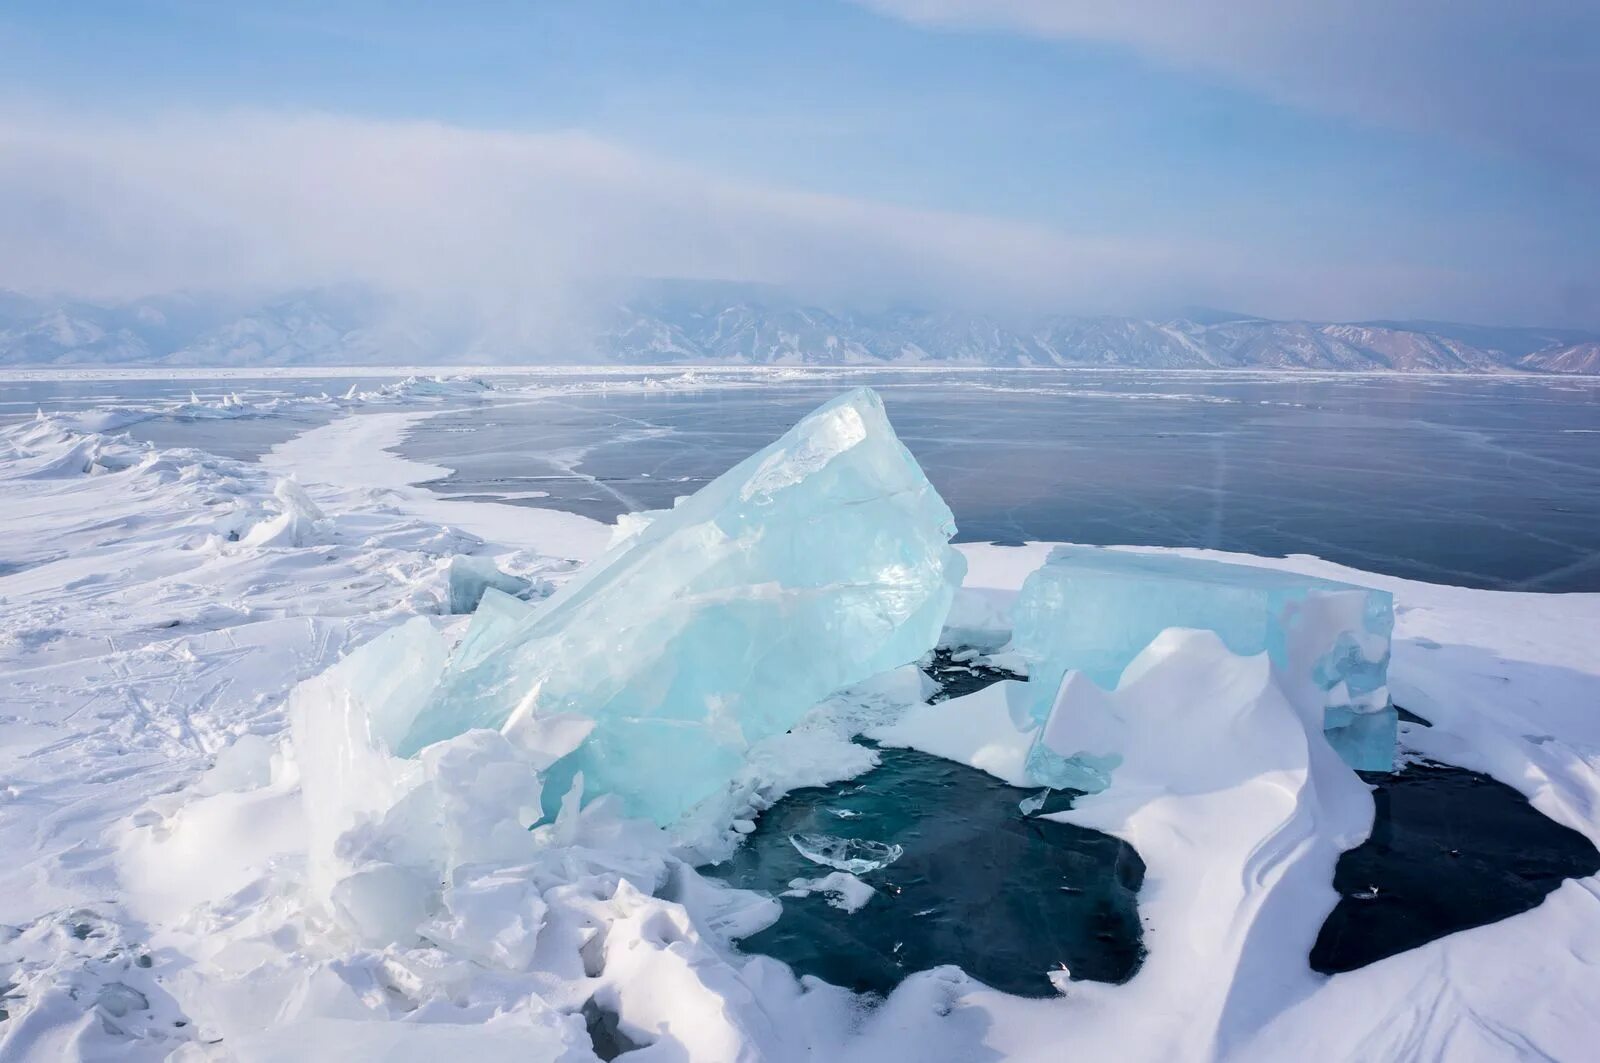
[1009,546,1394,778]
[400,387,965,824]
[451,587,536,671]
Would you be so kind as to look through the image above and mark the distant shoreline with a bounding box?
[2,364,1591,382]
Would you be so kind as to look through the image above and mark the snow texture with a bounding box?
[4,375,1599,1063]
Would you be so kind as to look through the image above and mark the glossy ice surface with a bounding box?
[400,388,966,823]
[1011,545,1395,778]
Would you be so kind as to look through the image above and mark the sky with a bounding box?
[1,0,1597,327]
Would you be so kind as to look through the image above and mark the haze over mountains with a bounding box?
[3,282,1597,373]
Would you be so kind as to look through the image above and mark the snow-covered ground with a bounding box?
[2,378,1597,1061]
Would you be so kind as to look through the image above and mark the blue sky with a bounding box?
[2,0,1597,326]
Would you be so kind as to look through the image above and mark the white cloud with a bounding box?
[859,0,1600,178]
[0,106,1567,326]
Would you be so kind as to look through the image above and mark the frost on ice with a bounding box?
[1010,545,1395,788]
[401,387,966,824]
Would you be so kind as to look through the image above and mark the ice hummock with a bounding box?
[400,387,966,824]
[1010,545,1395,781]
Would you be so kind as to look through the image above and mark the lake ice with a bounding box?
[3,368,1599,1062]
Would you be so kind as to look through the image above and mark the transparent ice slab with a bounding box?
[789,834,904,875]
[400,387,966,824]
[1010,546,1395,777]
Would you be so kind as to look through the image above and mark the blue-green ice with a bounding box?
[1011,546,1395,781]
[400,388,965,823]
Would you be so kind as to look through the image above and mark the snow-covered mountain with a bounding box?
[3,283,1597,372]
[596,283,1598,372]
[1521,342,1600,374]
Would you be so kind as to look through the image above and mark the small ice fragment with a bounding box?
[96,983,149,1019]
[830,808,862,819]
[789,833,903,875]
[330,863,433,947]
[1018,788,1051,817]
[447,555,532,614]
[782,871,876,912]
[421,868,549,971]
[1048,964,1072,995]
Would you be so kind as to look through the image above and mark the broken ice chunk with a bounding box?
[1322,704,1399,773]
[1010,546,1395,775]
[420,867,549,971]
[1025,725,1122,792]
[1018,788,1051,817]
[451,587,535,670]
[789,833,904,875]
[329,863,433,947]
[242,477,326,547]
[401,388,965,825]
[446,554,532,614]
[289,616,445,901]
[783,871,876,912]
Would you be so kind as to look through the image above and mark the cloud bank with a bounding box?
[0,107,1588,328]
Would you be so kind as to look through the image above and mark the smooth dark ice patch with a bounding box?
[707,743,1145,998]
[1312,758,1600,973]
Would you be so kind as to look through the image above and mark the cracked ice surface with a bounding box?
[400,387,966,823]
[1009,545,1395,784]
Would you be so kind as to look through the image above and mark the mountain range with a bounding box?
[3,283,1597,373]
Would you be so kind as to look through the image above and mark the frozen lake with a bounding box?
[398,371,1600,592]
[7,367,1600,1058]
[8,368,1600,590]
